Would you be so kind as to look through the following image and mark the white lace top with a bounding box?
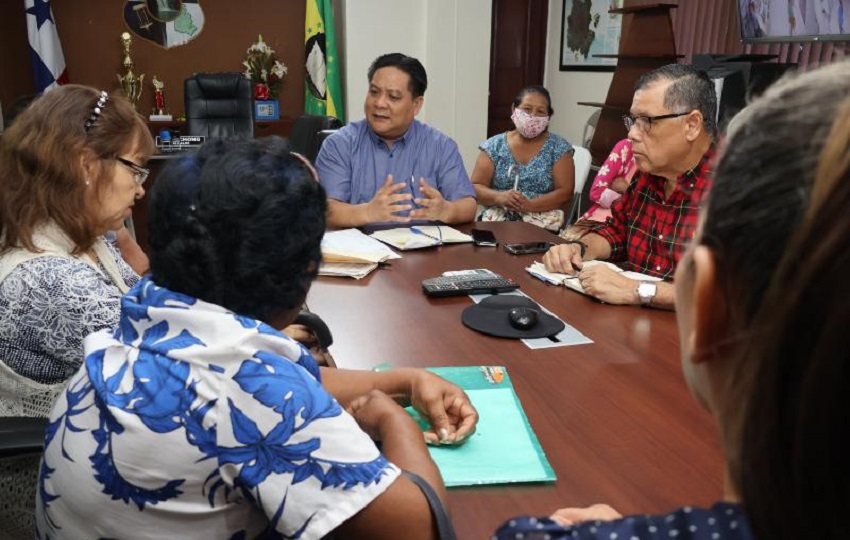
[0,232,139,385]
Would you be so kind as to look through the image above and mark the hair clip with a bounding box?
[84,91,109,132]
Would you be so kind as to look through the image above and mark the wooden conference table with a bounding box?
[306,221,724,540]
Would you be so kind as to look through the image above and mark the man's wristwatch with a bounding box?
[637,281,657,307]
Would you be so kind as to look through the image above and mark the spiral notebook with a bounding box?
[406,366,555,487]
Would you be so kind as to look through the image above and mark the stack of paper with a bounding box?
[526,260,661,295]
[369,225,472,251]
[320,229,401,279]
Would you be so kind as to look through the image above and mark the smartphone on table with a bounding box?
[470,228,498,247]
[503,242,553,255]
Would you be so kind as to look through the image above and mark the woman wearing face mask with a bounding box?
[471,85,575,232]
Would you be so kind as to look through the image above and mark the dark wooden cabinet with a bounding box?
[254,117,295,139]
[579,2,680,165]
[147,119,186,139]
[145,117,295,140]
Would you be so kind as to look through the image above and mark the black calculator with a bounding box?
[422,269,519,297]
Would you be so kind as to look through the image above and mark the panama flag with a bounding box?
[25,0,68,93]
[304,0,344,120]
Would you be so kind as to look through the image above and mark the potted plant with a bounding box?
[243,34,288,120]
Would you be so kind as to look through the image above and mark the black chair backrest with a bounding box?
[0,417,48,540]
[315,129,338,158]
[290,114,343,163]
[0,417,46,459]
[184,72,254,140]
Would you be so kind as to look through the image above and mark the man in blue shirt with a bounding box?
[315,53,477,228]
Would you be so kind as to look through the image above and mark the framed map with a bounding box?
[559,0,623,71]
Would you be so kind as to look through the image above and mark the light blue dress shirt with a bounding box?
[315,119,475,211]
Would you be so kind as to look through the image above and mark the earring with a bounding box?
[85,177,91,186]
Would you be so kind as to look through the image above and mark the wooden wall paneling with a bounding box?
[47,1,306,119]
[583,3,680,165]
[0,2,36,111]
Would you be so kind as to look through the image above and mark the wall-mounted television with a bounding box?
[738,0,850,42]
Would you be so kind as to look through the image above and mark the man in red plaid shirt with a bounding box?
[544,64,716,310]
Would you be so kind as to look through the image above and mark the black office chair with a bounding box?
[184,72,254,140]
[0,417,48,540]
[314,128,338,158]
[289,114,343,163]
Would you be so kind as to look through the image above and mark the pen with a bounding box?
[508,165,520,191]
[410,227,442,244]
[410,175,421,209]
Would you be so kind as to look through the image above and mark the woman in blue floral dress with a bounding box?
[36,137,477,539]
[471,85,575,231]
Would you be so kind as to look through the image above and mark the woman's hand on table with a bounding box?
[409,370,478,445]
[550,504,622,526]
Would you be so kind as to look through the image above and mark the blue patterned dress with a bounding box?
[0,231,139,384]
[477,132,574,231]
[36,276,400,539]
[481,132,573,199]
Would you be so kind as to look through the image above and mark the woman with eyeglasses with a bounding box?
[471,85,576,232]
[0,84,154,416]
[36,136,475,539]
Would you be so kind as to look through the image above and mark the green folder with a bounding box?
[407,366,556,488]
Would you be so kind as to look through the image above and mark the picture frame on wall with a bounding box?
[559,0,623,72]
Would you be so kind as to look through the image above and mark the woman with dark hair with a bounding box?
[36,137,477,540]
[729,96,850,540]
[0,84,155,416]
[493,61,850,540]
[472,85,575,231]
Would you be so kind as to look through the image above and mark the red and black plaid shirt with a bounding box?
[595,144,715,280]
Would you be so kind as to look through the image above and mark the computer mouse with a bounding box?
[508,307,539,330]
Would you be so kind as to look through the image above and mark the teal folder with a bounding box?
[407,366,556,488]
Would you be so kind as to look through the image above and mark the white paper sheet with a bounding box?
[321,228,401,263]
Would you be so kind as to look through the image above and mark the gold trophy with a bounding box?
[117,32,144,110]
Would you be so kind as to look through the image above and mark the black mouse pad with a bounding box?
[462,295,565,339]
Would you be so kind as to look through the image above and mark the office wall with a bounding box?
[1,1,307,120]
[0,2,35,113]
[543,0,614,148]
[339,0,492,172]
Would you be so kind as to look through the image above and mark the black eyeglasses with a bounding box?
[622,111,690,133]
[115,156,150,186]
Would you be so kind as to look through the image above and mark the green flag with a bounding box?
[304,0,344,120]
